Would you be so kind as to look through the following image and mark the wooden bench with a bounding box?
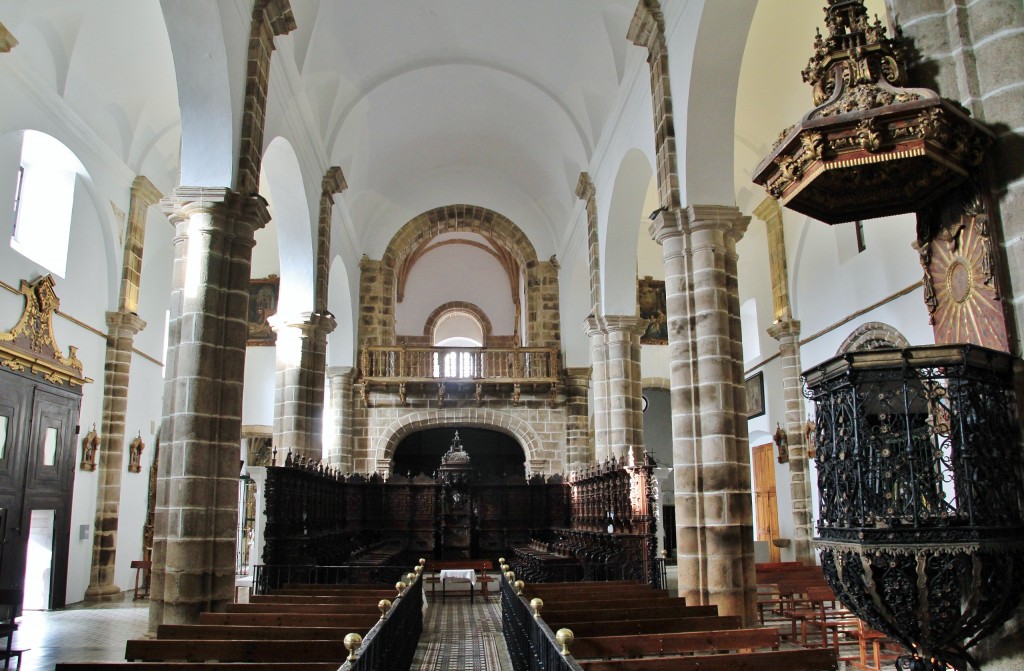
[156,625,351,640]
[424,560,494,601]
[552,615,743,638]
[543,603,720,622]
[225,602,383,614]
[576,648,838,671]
[198,612,379,629]
[124,640,349,663]
[57,664,338,671]
[569,627,782,659]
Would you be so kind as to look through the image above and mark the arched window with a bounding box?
[430,307,485,379]
[9,131,82,277]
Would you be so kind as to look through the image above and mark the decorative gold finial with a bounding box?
[406,572,416,583]
[344,632,362,661]
[530,597,544,618]
[555,628,575,656]
[505,571,515,583]
[498,557,506,565]
[419,558,426,566]
[514,580,525,596]
[395,581,407,596]
[500,563,510,573]
[414,565,423,575]
[378,599,392,620]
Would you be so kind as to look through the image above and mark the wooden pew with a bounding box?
[248,594,389,606]
[199,612,378,628]
[551,615,743,638]
[58,664,338,671]
[577,648,838,671]
[535,594,676,611]
[156,625,351,640]
[543,603,720,622]
[225,602,384,614]
[124,640,349,663]
[569,627,782,660]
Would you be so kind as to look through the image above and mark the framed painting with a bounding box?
[637,277,668,345]
[247,275,279,346]
[745,371,765,419]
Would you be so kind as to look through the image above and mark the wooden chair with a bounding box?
[0,589,25,671]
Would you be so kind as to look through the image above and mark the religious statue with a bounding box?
[128,433,145,473]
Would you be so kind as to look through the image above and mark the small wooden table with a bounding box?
[440,569,476,603]
[131,560,152,600]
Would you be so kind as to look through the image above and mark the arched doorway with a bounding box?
[392,427,525,479]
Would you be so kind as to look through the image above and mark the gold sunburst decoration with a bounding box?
[929,217,1009,351]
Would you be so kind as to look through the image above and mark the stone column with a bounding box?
[686,204,754,623]
[576,173,603,315]
[151,188,269,627]
[271,311,336,464]
[585,316,610,463]
[563,366,592,469]
[326,366,355,471]
[85,310,146,599]
[602,315,646,462]
[86,175,161,600]
[755,196,813,565]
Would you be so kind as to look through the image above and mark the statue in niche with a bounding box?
[81,425,99,471]
[128,433,144,473]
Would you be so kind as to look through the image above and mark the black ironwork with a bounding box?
[805,344,1024,671]
[501,573,585,671]
[338,575,423,671]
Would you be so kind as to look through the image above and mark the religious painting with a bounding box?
[247,275,279,346]
[638,277,668,344]
[745,372,765,419]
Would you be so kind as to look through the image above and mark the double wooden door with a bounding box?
[752,443,781,563]
[0,368,81,609]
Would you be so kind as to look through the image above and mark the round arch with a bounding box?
[383,204,539,271]
[603,148,653,315]
[373,408,546,468]
[423,301,492,345]
[837,322,912,354]
[262,137,314,317]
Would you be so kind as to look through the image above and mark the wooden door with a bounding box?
[751,443,780,563]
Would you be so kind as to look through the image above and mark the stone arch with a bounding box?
[423,301,493,344]
[383,204,538,271]
[373,408,545,469]
[837,321,911,354]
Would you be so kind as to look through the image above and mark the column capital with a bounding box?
[105,310,147,335]
[322,166,347,195]
[327,365,355,380]
[269,311,337,337]
[131,176,163,210]
[648,207,684,245]
[627,0,665,52]
[575,172,595,201]
[0,23,17,52]
[767,319,802,342]
[584,314,604,337]
[752,196,783,225]
[161,187,271,234]
[601,314,646,336]
[563,366,592,384]
[686,204,750,241]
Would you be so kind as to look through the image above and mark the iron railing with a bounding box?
[501,573,585,671]
[338,574,424,671]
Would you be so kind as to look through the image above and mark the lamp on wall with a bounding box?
[772,423,789,465]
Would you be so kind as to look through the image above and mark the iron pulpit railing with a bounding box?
[804,345,1024,671]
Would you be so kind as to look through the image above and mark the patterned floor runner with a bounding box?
[410,595,512,670]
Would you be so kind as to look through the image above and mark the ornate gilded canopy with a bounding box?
[753,0,992,224]
[0,275,92,386]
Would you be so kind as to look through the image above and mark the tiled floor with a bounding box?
[9,594,150,671]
